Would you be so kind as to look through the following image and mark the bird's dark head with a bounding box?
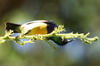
[49,37,73,46]
[60,39,73,46]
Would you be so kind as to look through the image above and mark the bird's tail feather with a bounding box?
[5,22,21,33]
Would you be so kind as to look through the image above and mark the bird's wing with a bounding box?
[20,22,47,34]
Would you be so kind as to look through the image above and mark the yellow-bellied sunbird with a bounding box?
[5,20,72,46]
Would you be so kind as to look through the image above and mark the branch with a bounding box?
[0,25,99,48]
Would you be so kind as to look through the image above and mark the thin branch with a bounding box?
[0,25,99,48]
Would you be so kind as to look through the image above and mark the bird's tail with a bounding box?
[5,22,21,33]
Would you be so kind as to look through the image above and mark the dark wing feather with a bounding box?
[44,21,58,33]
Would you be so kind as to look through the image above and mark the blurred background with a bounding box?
[0,0,100,66]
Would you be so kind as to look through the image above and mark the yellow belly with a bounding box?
[27,24,48,35]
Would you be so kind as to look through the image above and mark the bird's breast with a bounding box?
[27,23,48,35]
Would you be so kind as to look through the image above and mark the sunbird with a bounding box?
[5,20,72,46]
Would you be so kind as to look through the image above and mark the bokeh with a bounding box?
[0,0,100,66]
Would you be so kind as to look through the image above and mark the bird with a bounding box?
[5,20,72,46]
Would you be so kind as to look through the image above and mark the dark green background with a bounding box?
[0,0,100,66]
